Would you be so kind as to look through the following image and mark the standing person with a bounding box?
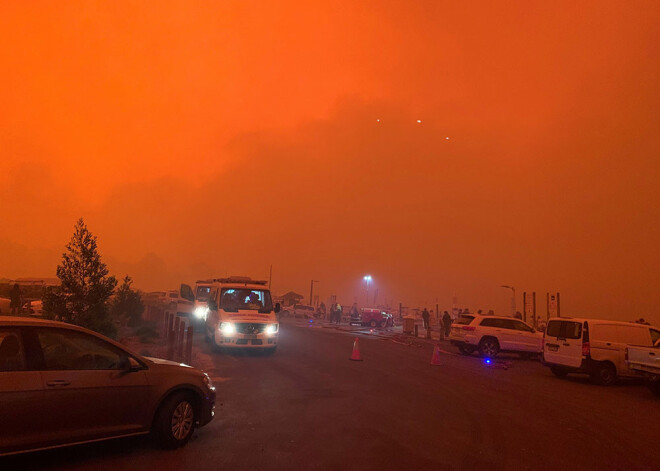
[9,283,22,316]
[422,308,430,329]
[335,304,343,324]
[329,303,336,323]
[443,311,452,338]
[319,302,327,320]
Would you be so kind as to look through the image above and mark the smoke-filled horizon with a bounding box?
[1,1,658,323]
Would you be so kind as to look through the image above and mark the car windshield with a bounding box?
[196,286,211,301]
[221,288,273,313]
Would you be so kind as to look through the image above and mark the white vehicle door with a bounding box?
[479,318,514,349]
[512,320,541,352]
[543,320,583,367]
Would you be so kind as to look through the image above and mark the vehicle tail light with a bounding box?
[462,326,476,331]
[582,341,590,356]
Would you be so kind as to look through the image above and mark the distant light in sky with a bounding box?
[446,137,450,140]
[376,119,380,123]
[416,119,421,124]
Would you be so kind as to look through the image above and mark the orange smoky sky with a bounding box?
[0,1,659,323]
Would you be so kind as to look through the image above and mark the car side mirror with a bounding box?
[274,303,281,314]
[121,356,142,373]
[655,339,660,348]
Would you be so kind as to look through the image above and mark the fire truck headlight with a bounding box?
[220,322,236,335]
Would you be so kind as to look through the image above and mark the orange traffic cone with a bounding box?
[430,344,442,366]
[349,337,363,361]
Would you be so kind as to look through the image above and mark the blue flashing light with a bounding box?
[485,358,491,364]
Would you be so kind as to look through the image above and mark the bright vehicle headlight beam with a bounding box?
[220,322,236,335]
[265,324,278,335]
[194,306,209,319]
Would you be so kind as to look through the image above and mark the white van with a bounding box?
[192,280,214,320]
[203,277,280,354]
[542,317,660,385]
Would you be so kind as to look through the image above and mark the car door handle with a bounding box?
[563,343,570,346]
[46,380,71,387]
[650,352,656,356]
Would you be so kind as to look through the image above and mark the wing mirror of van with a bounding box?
[274,303,281,314]
[655,339,660,348]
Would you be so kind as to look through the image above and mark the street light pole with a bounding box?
[363,275,372,306]
[310,280,319,306]
[500,285,516,317]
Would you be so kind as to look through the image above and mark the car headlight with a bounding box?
[220,322,236,335]
[202,373,215,391]
[194,306,209,319]
[265,324,278,335]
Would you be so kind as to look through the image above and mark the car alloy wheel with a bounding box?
[171,400,194,441]
[479,338,499,357]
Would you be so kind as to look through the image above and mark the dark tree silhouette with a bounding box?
[111,276,145,327]
[43,218,118,337]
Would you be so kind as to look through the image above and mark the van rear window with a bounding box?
[546,321,582,339]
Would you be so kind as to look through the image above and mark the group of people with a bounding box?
[328,303,343,324]
[420,308,455,337]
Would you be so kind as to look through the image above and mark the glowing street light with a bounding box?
[363,275,372,306]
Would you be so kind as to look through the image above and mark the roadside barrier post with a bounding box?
[185,326,194,365]
[177,321,185,361]
[166,313,173,341]
[414,324,419,337]
[426,326,432,339]
[173,316,181,347]
[167,329,176,360]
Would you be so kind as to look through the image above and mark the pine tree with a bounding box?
[43,218,118,337]
[111,276,145,327]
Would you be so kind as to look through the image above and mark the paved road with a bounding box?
[5,322,659,471]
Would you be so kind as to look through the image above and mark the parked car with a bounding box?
[627,341,660,396]
[0,316,215,456]
[449,315,542,358]
[542,317,660,385]
[24,300,43,317]
[288,304,315,319]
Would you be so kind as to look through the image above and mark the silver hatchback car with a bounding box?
[0,316,215,456]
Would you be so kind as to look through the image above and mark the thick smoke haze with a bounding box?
[0,1,658,323]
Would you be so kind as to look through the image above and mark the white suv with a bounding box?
[449,315,543,358]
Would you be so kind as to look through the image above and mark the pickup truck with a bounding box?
[626,340,660,396]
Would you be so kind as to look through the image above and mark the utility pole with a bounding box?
[501,285,516,317]
[268,264,272,290]
[309,280,319,305]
